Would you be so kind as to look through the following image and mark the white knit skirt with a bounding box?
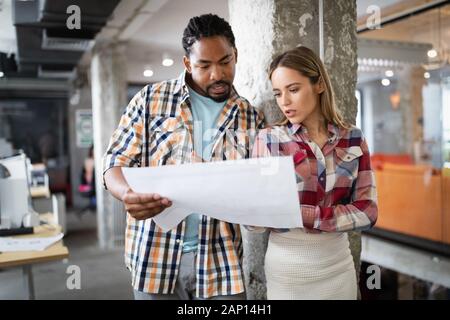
[265,229,357,300]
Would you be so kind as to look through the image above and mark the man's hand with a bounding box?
[104,167,172,220]
[121,188,172,220]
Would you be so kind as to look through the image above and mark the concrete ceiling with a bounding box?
[130,0,229,52]
[93,0,229,84]
[359,2,450,75]
[100,0,409,84]
[359,3,450,48]
[0,0,121,79]
[3,0,446,85]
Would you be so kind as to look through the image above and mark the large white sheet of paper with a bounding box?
[122,156,302,231]
[0,233,63,252]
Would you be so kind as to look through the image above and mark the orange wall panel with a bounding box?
[375,170,443,243]
[442,172,450,245]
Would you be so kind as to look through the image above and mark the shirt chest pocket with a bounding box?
[334,146,363,181]
[148,116,189,165]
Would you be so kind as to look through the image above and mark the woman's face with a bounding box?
[271,66,322,125]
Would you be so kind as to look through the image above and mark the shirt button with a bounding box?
[320,177,324,181]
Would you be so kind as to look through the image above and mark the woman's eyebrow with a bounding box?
[285,82,301,88]
[273,82,302,91]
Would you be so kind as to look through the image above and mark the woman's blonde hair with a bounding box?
[269,46,350,129]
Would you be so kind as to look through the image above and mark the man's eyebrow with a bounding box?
[196,54,232,64]
[218,54,232,62]
[197,59,211,64]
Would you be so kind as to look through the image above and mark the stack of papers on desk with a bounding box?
[0,233,63,252]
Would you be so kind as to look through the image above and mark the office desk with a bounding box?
[0,215,69,299]
[30,185,51,199]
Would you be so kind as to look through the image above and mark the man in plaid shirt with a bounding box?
[103,14,264,300]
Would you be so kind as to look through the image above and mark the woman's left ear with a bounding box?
[316,79,325,94]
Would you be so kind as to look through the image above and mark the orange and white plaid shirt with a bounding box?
[103,72,264,298]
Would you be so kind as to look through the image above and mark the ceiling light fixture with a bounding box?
[381,78,390,86]
[423,8,449,71]
[162,54,174,67]
[427,49,437,58]
[143,69,154,78]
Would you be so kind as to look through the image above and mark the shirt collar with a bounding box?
[287,121,340,143]
[286,122,299,136]
[173,71,189,101]
[327,122,339,143]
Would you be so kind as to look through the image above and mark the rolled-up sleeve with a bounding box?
[102,86,148,189]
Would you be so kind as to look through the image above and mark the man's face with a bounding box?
[183,36,237,102]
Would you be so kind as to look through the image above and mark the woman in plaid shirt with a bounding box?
[251,46,378,299]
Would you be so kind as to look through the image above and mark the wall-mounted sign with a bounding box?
[76,109,93,148]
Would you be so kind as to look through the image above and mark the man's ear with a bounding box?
[234,48,238,64]
[183,56,191,73]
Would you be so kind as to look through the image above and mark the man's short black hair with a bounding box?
[182,14,235,55]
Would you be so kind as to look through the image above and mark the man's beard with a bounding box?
[206,80,232,102]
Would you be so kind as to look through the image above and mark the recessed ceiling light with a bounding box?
[385,70,394,77]
[0,71,4,78]
[427,49,437,58]
[381,78,390,86]
[424,72,430,79]
[143,69,154,77]
[162,58,174,67]
[162,53,174,67]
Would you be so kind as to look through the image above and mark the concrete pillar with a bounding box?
[229,0,360,299]
[398,66,426,160]
[90,42,128,249]
[68,68,93,210]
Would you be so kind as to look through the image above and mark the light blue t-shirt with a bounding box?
[182,86,226,253]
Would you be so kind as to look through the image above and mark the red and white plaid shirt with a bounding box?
[251,122,378,232]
